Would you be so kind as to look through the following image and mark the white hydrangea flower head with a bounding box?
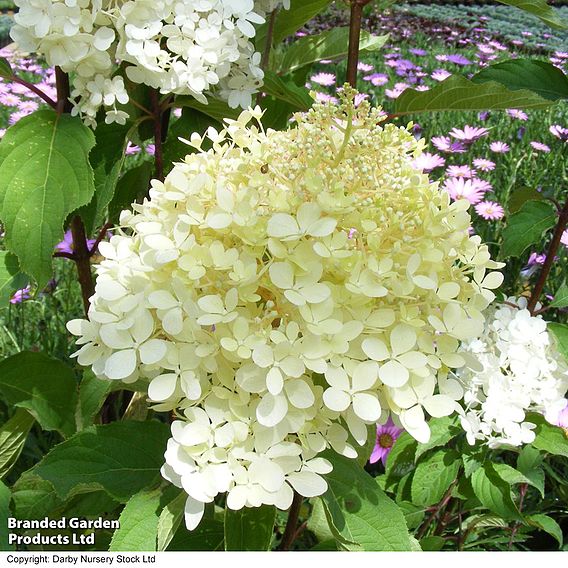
[68,89,504,529]
[11,0,289,125]
[456,296,568,448]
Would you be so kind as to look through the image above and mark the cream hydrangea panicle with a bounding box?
[456,297,568,448]
[67,88,503,530]
[11,0,288,126]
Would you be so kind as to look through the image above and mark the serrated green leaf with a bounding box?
[78,121,129,234]
[307,498,335,542]
[0,351,78,438]
[0,480,12,551]
[471,463,522,521]
[166,519,224,551]
[495,0,567,29]
[415,415,459,461]
[507,186,543,214]
[75,371,112,431]
[395,75,553,116]
[527,514,563,548]
[110,488,162,551]
[396,501,425,530]
[501,200,556,258]
[157,490,186,552]
[173,97,239,123]
[550,282,568,308]
[108,162,153,223]
[0,110,96,286]
[384,432,417,486]
[0,57,12,79]
[411,449,460,507]
[516,446,545,498]
[255,0,333,49]
[224,505,275,551]
[277,28,388,74]
[262,71,313,110]
[320,450,412,551]
[492,463,543,498]
[472,59,568,101]
[32,420,170,502]
[11,473,62,520]
[0,409,35,480]
[549,322,568,362]
[527,411,568,458]
[0,251,28,308]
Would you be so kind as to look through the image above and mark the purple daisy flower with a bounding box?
[10,285,32,304]
[370,417,404,466]
[55,230,96,254]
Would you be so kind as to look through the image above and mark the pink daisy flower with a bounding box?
[530,141,551,153]
[412,152,446,172]
[310,72,335,86]
[313,92,338,104]
[490,141,510,153]
[363,73,389,86]
[473,158,495,171]
[432,136,466,153]
[125,142,141,155]
[0,93,20,107]
[449,125,489,143]
[431,69,451,81]
[561,229,568,248]
[357,62,374,72]
[475,200,505,220]
[369,417,404,466]
[10,285,32,305]
[385,82,410,99]
[442,178,490,204]
[446,165,476,178]
[506,109,528,121]
[550,125,568,142]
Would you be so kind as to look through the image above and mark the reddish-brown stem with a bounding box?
[508,483,528,550]
[346,0,373,88]
[527,197,568,315]
[55,66,72,114]
[8,76,57,109]
[150,89,164,182]
[416,480,457,540]
[277,491,303,551]
[89,222,113,258]
[53,251,75,260]
[70,215,95,315]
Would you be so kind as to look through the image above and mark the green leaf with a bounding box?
[262,71,313,110]
[501,200,556,258]
[0,251,28,308]
[550,282,568,308]
[384,432,417,486]
[0,57,12,79]
[32,420,170,502]
[527,411,568,458]
[166,519,224,551]
[157,490,186,552]
[320,450,412,551]
[471,463,522,521]
[0,480,12,551]
[472,59,568,102]
[224,505,275,551]
[0,110,96,286]
[507,186,543,214]
[549,322,568,362]
[415,415,459,461]
[11,473,62,520]
[307,498,335,542]
[256,0,333,48]
[0,409,35,480]
[411,449,460,507]
[395,74,554,116]
[78,121,129,234]
[173,97,239,123]
[277,28,388,74]
[75,371,112,431]
[527,514,563,548]
[110,488,163,551]
[108,162,153,223]
[495,0,567,29]
[492,463,543,498]
[396,501,425,530]
[0,351,78,438]
[516,446,545,498]
[420,536,446,551]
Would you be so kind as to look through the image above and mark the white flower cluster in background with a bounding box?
[67,91,503,530]
[457,297,568,448]
[11,0,288,126]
